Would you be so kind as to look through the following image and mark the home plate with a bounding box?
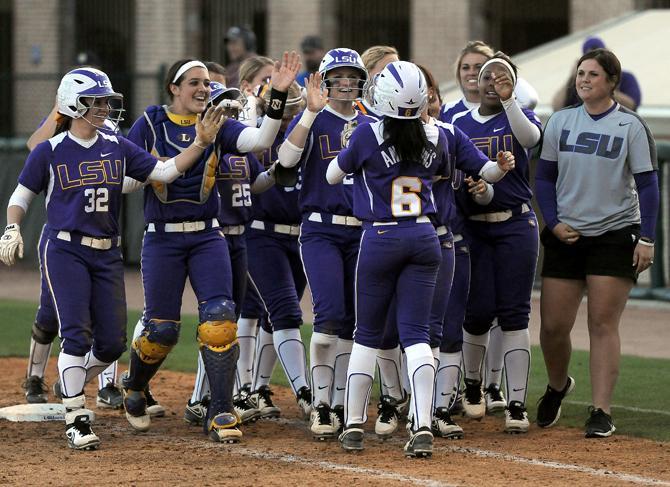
[0,403,71,422]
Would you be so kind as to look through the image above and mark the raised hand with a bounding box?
[0,223,24,266]
[552,222,580,244]
[496,151,515,171]
[271,51,302,93]
[306,72,328,113]
[195,105,226,146]
[492,71,514,102]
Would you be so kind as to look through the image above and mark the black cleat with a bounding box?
[23,376,48,404]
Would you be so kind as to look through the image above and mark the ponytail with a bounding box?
[383,118,430,165]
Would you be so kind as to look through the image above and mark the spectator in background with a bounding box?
[296,35,325,87]
[205,61,226,85]
[224,26,257,88]
[552,36,641,111]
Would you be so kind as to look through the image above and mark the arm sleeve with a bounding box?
[326,157,347,184]
[277,115,306,168]
[633,171,659,239]
[501,98,542,148]
[8,184,37,212]
[147,158,182,183]
[479,161,506,183]
[236,117,282,153]
[535,158,560,229]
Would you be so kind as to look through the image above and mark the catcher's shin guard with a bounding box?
[123,319,180,391]
[197,299,239,436]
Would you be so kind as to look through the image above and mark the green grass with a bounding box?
[2,298,668,441]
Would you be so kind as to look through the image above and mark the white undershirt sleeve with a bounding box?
[8,184,37,212]
[277,139,304,168]
[479,161,507,183]
[502,97,541,148]
[326,157,346,184]
[236,116,282,153]
[147,158,182,183]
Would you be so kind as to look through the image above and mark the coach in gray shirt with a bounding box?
[533,48,658,439]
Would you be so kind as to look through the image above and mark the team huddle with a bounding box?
[0,39,658,459]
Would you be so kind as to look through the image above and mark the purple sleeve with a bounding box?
[336,124,367,174]
[126,115,152,151]
[17,142,51,194]
[620,71,642,109]
[120,137,158,182]
[535,158,560,229]
[453,125,491,174]
[633,171,659,239]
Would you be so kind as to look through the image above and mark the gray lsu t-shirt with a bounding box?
[540,103,657,236]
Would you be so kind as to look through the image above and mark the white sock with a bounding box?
[58,353,86,398]
[236,317,258,390]
[502,329,531,404]
[27,338,52,379]
[191,353,210,403]
[98,361,117,390]
[332,338,353,407]
[344,343,376,426]
[404,343,435,430]
[83,351,111,385]
[376,345,403,400]
[309,332,338,406]
[462,329,489,382]
[274,328,308,394]
[485,321,504,388]
[252,327,277,391]
[435,352,461,409]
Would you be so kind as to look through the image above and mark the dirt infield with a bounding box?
[1,358,669,487]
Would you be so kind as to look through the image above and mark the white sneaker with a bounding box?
[374,395,400,438]
[310,404,336,439]
[484,384,507,414]
[431,407,464,439]
[462,379,486,419]
[505,401,529,434]
[65,409,100,451]
[250,386,281,419]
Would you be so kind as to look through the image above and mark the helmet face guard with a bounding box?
[57,68,125,129]
[318,48,368,101]
[372,61,428,119]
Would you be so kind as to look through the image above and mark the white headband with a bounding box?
[172,60,207,83]
[478,58,517,87]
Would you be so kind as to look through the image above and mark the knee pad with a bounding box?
[197,299,238,352]
[32,321,57,345]
[132,319,180,364]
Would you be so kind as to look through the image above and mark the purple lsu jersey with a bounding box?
[439,98,475,125]
[336,121,450,222]
[126,105,246,223]
[251,132,302,224]
[216,151,264,225]
[431,121,492,227]
[452,107,541,214]
[19,131,157,237]
[286,106,375,216]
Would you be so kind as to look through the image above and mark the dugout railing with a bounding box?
[1,139,669,301]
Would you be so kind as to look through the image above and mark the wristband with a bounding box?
[298,110,318,129]
[265,88,289,120]
[5,223,19,232]
[638,237,655,247]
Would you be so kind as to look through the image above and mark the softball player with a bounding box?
[536,48,657,437]
[121,54,299,443]
[278,48,373,439]
[331,61,514,456]
[244,81,312,420]
[452,53,542,433]
[0,67,225,450]
[21,102,142,411]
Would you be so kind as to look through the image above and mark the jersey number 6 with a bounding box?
[391,176,422,217]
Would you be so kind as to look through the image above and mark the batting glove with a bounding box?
[0,223,24,266]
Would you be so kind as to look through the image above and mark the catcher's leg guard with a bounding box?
[197,299,240,439]
[123,319,180,431]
